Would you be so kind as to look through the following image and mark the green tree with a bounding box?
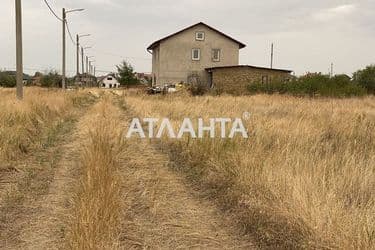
[116,61,139,86]
[40,71,62,88]
[353,65,375,94]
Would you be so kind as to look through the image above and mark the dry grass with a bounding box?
[124,93,375,249]
[68,97,125,249]
[0,87,90,166]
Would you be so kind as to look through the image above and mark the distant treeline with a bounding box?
[248,65,375,97]
[0,70,63,88]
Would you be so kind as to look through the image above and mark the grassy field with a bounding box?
[0,88,90,167]
[124,92,375,249]
[68,97,125,249]
[0,88,373,249]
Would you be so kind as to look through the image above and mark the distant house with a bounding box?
[135,73,152,85]
[147,22,293,94]
[31,72,43,86]
[98,74,120,88]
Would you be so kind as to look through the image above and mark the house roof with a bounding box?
[147,22,247,50]
[206,65,293,73]
[98,73,116,83]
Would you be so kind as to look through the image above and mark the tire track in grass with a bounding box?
[115,96,255,249]
[0,93,99,249]
[67,96,125,249]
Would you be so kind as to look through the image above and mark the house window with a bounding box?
[192,48,201,61]
[212,49,221,62]
[262,76,269,84]
[107,77,113,80]
[195,32,205,41]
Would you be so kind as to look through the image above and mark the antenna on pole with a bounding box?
[270,43,274,69]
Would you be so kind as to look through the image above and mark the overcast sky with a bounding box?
[1,0,374,76]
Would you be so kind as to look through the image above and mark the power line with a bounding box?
[2,66,78,73]
[93,50,151,61]
[65,20,76,46]
[43,0,63,21]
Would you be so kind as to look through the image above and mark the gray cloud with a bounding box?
[1,0,374,76]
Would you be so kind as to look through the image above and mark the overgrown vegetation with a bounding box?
[0,71,17,87]
[40,70,62,88]
[0,88,91,166]
[68,99,124,249]
[189,83,208,96]
[247,65,375,97]
[125,94,375,249]
[248,73,367,97]
[353,65,375,94]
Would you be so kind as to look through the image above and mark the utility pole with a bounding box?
[62,8,84,88]
[270,43,274,69]
[62,8,66,89]
[86,56,89,74]
[77,34,90,76]
[81,47,84,74]
[76,35,79,76]
[94,66,96,77]
[15,0,23,100]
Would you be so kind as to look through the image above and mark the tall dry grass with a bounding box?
[124,93,375,249]
[0,88,90,167]
[68,98,125,249]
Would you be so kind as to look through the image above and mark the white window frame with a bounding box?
[192,48,201,61]
[212,49,221,62]
[195,31,205,41]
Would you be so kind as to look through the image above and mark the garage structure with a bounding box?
[206,65,293,95]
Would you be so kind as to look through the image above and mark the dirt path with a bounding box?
[117,101,255,249]
[0,98,99,250]
[0,94,254,249]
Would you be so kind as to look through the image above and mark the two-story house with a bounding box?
[147,22,246,87]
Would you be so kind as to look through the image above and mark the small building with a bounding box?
[206,66,293,95]
[98,74,120,88]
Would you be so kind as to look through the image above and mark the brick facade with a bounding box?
[207,66,293,95]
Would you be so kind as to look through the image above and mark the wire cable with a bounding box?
[43,0,63,21]
[93,50,151,61]
[65,20,77,46]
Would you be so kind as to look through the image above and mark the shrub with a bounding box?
[248,73,367,97]
[189,83,208,96]
[0,71,16,88]
[40,71,62,88]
